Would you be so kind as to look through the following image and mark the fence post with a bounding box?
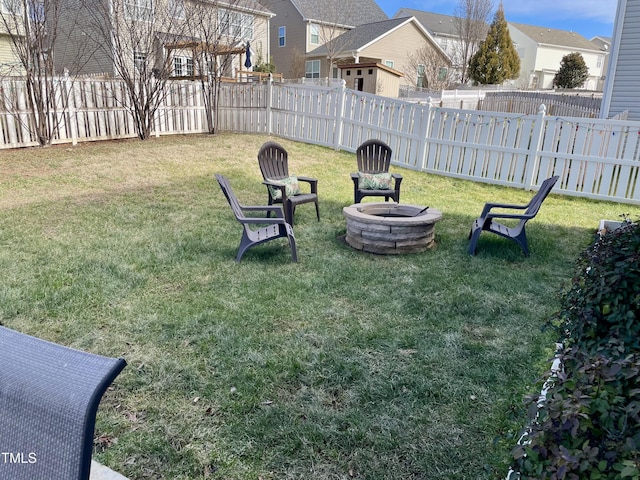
[64,71,78,146]
[524,104,547,190]
[418,103,433,171]
[266,74,272,135]
[333,79,346,151]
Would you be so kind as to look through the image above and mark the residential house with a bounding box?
[601,0,640,120]
[590,36,611,91]
[0,0,25,75]
[306,16,450,97]
[260,0,388,80]
[52,0,273,80]
[392,8,470,81]
[508,23,606,90]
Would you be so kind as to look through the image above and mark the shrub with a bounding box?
[511,220,640,479]
[549,220,640,357]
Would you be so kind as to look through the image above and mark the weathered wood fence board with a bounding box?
[0,76,639,204]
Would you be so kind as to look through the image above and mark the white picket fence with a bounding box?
[1,76,640,204]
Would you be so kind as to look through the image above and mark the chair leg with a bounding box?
[468,221,482,255]
[314,200,320,221]
[284,200,295,226]
[286,225,298,262]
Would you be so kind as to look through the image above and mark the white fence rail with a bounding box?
[1,77,639,204]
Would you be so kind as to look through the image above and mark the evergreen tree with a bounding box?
[468,3,520,85]
[553,52,589,89]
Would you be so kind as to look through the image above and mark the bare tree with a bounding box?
[289,47,306,79]
[452,0,493,85]
[312,0,358,82]
[80,0,189,139]
[0,0,67,145]
[405,45,454,91]
[185,0,259,133]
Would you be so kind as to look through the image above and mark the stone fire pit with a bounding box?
[343,202,443,254]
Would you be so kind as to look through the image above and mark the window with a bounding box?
[438,67,447,81]
[125,0,153,21]
[28,0,44,22]
[168,0,184,19]
[134,51,147,73]
[597,55,604,68]
[384,60,394,68]
[1,0,23,14]
[310,24,319,44]
[220,9,254,40]
[440,38,449,53]
[305,60,320,78]
[417,64,425,88]
[278,26,285,47]
[173,57,192,76]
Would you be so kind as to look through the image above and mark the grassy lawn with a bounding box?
[0,133,636,479]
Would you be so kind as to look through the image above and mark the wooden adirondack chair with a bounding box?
[351,139,403,203]
[216,174,298,262]
[468,176,559,256]
[257,141,319,226]
[0,325,126,480]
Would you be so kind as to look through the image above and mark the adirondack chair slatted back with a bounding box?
[258,142,289,180]
[0,325,126,480]
[525,176,559,216]
[357,139,392,174]
[216,174,245,220]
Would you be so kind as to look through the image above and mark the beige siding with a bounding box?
[0,34,23,75]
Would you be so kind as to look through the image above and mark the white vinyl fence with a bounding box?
[1,76,639,204]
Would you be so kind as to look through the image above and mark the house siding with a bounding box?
[264,0,306,78]
[606,0,640,120]
[0,34,22,75]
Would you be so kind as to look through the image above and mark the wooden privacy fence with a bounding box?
[479,91,602,118]
[1,76,639,204]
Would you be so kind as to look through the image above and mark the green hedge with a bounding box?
[511,221,640,479]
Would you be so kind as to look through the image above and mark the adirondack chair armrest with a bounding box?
[485,212,535,221]
[296,176,318,194]
[480,202,529,217]
[391,173,403,189]
[241,204,286,220]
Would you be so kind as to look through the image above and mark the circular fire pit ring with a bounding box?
[343,202,443,254]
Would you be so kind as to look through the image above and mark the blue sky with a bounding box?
[376,0,617,40]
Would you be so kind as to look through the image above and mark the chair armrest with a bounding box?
[350,172,359,186]
[261,181,288,201]
[485,212,534,221]
[392,173,403,190]
[480,201,529,217]
[296,176,318,194]
[241,205,286,220]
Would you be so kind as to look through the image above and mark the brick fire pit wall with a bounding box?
[343,203,443,254]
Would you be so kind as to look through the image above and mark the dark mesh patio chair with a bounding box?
[351,139,403,203]
[0,325,126,480]
[257,141,319,226]
[468,175,559,256]
[216,174,298,262]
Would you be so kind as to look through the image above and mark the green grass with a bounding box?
[0,133,636,479]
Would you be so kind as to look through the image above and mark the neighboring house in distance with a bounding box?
[307,16,450,97]
[601,0,640,120]
[53,0,273,79]
[508,23,607,90]
[590,36,612,91]
[392,9,463,76]
[0,0,25,76]
[260,0,388,79]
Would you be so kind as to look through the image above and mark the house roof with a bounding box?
[308,16,445,59]
[509,23,601,51]
[289,0,388,28]
[222,0,273,16]
[393,8,459,37]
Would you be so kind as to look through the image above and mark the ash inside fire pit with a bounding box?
[343,203,443,254]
